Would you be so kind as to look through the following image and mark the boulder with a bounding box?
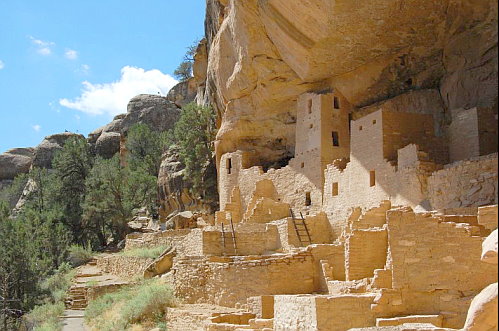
[463,282,498,331]
[95,132,121,159]
[167,78,197,108]
[481,229,498,265]
[143,247,176,279]
[0,147,34,180]
[122,94,181,134]
[32,132,84,168]
[168,211,197,230]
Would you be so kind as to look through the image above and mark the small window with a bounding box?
[301,162,305,168]
[333,96,340,109]
[332,182,339,196]
[370,170,376,187]
[310,124,314,129]
[359,126,363,131]
[332,131,340,147]
[227,158,232,175]
[372,120,377,125]
[308,99,313,114]
[305,192,312,206]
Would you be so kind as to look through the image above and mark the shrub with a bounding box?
[27,302,65,331]
[120,245,169,259]
[85,279,175,331]
[40,262,76,303]
[68,244,93,267]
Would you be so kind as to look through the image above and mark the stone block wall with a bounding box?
[273,294,376,331]
[376,207,499,328]
[125,229,192,250]
[96,255,153,280]
[173,252,315,307]
[346,228,388,281]
[428,153,498,210]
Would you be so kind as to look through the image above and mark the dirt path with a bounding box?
[61,310,88,331]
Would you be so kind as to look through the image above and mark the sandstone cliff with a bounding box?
[197,0,498,168]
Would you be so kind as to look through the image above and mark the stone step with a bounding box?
[376,315,443,327]
[249,318,273,329]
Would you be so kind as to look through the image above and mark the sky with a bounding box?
[0,0,206,154]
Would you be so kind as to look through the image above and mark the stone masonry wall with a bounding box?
[173,252,315,308]
[376,207,499,328]
[428,153,498,211]
[96,255,153,280]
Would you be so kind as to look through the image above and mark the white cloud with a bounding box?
[32,124,41,132]
[28,36,55,56]
[59,66,178,116]
[0,60,4,70]
[65,49,78,60]
[76,64,90,75]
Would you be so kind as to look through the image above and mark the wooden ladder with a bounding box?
[290,209,312,247]
[221,216,238,256]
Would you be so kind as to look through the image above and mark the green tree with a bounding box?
[171,103,218,204]
[173,40,198,82]
[125,123,167,177]
[82,156,157,244]
[51,136,93,244]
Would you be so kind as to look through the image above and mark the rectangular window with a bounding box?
[332,182,339,196]
[333,96,340,109]
[370,170,376,187]
[305,192,312,206]
[227,158,232,175]
[308,99,313,114]
[332,131,340,147]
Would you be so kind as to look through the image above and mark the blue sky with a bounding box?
[0,0,206,153]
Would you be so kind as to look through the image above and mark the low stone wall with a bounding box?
[96,255,153,280]
[173,252,315,308]
[428,153,498,210]
[273,294,376,331]
[125,229,192,250]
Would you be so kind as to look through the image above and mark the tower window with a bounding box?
[370,170,376,187]
[310,124,314,129]
[333,97,340,109]
[308,99,313,114]
[359,126,363,131]
[332,182,339,196]
[332,132,340,147]
[301,162,305,168]
[305,192,312,206]
[372,120,377,125]
[227,158,232,175]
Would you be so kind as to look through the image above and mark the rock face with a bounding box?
[200,0,498,169]
[95,132,121,159]
[32,132,85,168]
[89,95,181,159]
[167,78,197,108]
[158,149,188,219]
[463,229,499,330]
[0,148,34,180]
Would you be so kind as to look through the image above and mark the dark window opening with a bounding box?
[359,126,363,131]
[305,192,312,206]
[332,131,340,147]
[405,78,413,87]
[227,158,232,175]
[308,99,313,114]
[332,182,339,196]
[370,170,376,187]
[301,162,305,168]
[372,120,377,125]
[333,96,340,109]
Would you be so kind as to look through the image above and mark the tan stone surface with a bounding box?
[462,283,498,331]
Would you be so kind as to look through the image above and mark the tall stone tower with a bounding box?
[290,91,351,188]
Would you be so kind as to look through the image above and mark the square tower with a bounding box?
[291,91,351,187]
